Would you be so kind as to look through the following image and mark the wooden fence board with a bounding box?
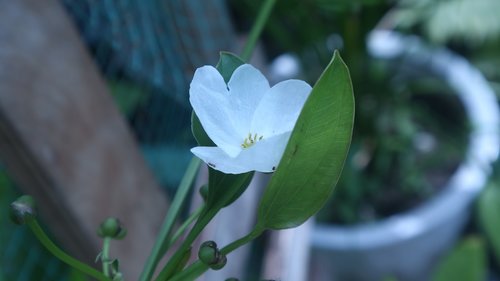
[0,0,169,279]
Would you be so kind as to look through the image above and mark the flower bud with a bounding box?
[97,217,127,239]
[10,195,36,225]
[199,184,209,202]
[198,240,219,265]
[210,253,227,270]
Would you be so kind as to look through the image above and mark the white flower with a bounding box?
[190,64,311,174]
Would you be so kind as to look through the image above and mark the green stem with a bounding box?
[168,261,206,281]
[168,205,204,248]
[27,219,110,281]
[240,0,278,61]
[154,207,218,281]
[168,228,264,281]
[139,157,201,281]
[220,228,263,255]
[102,237,111,277]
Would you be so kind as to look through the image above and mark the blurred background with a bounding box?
[1,0,500,280]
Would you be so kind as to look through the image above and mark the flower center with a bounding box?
[241,133,263,149]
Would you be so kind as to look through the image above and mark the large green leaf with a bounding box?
[477,181,500,268]
[431,236,486,281]
[191,52,253,210]
[256,51,354,230]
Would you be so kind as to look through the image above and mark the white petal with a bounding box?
[189,66,242,157]
[191,146,249,174]
[191,132,291,174]
[227,64,270,137]
[250,79,311,138]
[241,132,291,172]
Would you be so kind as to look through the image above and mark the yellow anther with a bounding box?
[241,133,263,149]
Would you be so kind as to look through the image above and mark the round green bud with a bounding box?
[10,195,36,225]
[198,240,219,265]
[210,253,227,270]
[199,184,209,202]
[97,217,127,239]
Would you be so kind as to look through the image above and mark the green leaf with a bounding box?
[256,50,354,230]
[216,51,245,83]
[207,170,254,208]
[432,236,486,281]
[191,112,214,146]
[477,181,500,268]
[191,51,253,210]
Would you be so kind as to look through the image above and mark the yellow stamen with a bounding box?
[241,133,263,149]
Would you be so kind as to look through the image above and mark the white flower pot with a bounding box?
[309,31,500,281]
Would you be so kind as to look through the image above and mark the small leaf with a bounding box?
[431,236,486,281]
[207,169,253,209]
[110,259,120,273]
[216,51,245,83]
[94,251,103,263]
[477,181,500,268]
[256,51,354,230]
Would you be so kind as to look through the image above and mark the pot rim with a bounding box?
[312,30,500,250]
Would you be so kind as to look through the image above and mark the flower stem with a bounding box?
[139,157,201,281]
[220,227,263,255]
[168,261,207,281]
[26,219,110,281]
[240,0,278,61]
[168,205,204,248]
[154,207,218,281]
[102,237,111,277]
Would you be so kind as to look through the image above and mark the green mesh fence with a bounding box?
[61,0,235,191]
[1,0,235,280]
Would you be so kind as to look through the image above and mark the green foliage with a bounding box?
[395,0,500,45]
[477,178,500,268]
[256,51,354,229]
[431,237,486,281]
